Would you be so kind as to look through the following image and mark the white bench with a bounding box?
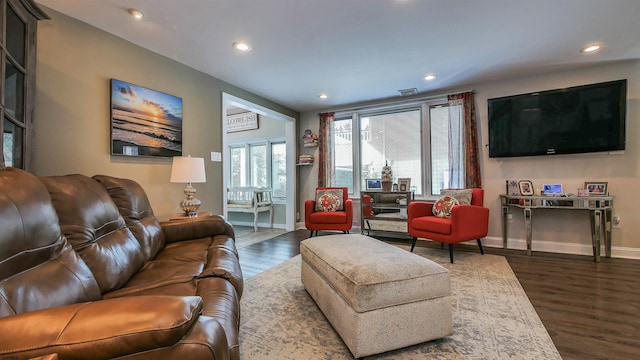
[227,187,274,232]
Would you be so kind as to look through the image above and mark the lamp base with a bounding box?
[180,183,201,216]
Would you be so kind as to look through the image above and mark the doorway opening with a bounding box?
[222,93,296,232]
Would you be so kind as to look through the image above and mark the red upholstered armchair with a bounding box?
[408,188,489,263]
[305,187,353,237]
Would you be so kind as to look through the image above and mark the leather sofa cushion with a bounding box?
[0,168,101,316]
[104,236,243,300]
[0,296,203,359]
[39,174,145,294]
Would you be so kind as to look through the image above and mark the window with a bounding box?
[334,118,353,192]
[332,100,463,197]
[229,139,286,200]
[271,142,287,198]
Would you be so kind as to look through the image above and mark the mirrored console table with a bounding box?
[360,191,414,237]
[500,195,614,262]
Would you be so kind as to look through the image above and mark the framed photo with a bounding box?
[518,180,534,196]
[506,180,519,195]
[584,182,608,195]
[398,178,411,192]
[365,178,382,191]
[110,79,183,157]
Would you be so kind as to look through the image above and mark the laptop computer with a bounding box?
[542,184,563,196]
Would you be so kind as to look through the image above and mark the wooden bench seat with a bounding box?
[227,187,274,232]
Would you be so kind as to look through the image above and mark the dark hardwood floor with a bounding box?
[238,230,640,360]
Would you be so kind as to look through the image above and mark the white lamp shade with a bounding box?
[170,156,206,183]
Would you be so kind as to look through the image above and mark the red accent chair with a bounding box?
[305,187,353,237]
[408,188,489,263]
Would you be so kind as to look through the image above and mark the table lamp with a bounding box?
[170,156,206,216]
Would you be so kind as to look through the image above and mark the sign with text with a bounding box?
[227,112,259,132]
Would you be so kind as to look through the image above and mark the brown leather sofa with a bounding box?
[0,167,243,360]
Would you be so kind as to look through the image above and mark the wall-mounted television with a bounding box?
[488,79,627,158]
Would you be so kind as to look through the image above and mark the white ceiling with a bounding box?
[35,0,640,112]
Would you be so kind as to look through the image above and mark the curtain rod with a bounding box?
[320,89,476,114]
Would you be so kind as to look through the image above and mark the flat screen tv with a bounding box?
[488,79,627,158]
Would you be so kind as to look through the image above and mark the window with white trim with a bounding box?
[229,139,286,200]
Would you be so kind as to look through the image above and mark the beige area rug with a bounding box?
[233,225,287,249]
[239,245,561,359]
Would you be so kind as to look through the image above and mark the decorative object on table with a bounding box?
[110,79,183,157]
[302,129,318,147]
[392,183,398,191]
[381,161,393,191]
[518,180,534,196]
[506,180,519,196]
[584,181,608,195]
[227,112,259,132]
[577,189,590,197]
[542,184,563,195]
[170,156,206,216]
[398,178,411,192]
[365,178,382,190]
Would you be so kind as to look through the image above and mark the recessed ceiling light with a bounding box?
[233,41,252,52]
[580,44,602,53]
[318,94,328,100]
[128,8,145,20]
[424,74,437,81]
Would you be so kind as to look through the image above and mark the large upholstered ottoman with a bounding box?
[300,234,452,358]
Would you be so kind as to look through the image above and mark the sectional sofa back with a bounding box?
[93,175,165,261]
[0,168,101,316]
[39,174,145,294]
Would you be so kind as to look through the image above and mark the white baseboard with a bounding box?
[480,236,640,260]
[293,223,640,260]
[231,220,286,230]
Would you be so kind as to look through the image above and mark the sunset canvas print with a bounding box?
[110,79,182,157]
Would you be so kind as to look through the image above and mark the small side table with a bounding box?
[169,211,213,221]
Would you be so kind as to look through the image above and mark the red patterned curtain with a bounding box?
[318,112,335,187]
[448,92,482,188]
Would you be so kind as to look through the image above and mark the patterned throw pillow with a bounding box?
[432,195,459,218]
[315,189,344,212]
[440,189,472,205]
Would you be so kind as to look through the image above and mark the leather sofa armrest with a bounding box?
[160,214,234,243]
[0,296,202,360]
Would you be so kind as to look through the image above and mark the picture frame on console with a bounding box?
[585,182,608,195]
[398,178,411,192]
[518,180,534,196]
[365,178,383,191]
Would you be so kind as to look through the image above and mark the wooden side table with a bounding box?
[169,211,213,221]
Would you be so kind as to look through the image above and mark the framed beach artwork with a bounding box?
[110,79,183,157]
